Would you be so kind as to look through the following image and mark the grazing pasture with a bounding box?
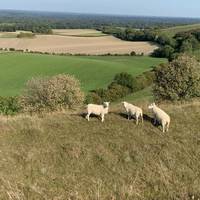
[0,29,158,55]
[0,53,166,96]
[0,100,199,199]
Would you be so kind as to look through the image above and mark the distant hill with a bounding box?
[0,10,200,29]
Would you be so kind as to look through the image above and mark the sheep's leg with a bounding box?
[153,118,157,125]
[127,113,130,120]
[141,114,144,123]
[101,114,104,122]
[86,113,90,121]
[136,116,139,125]
[162,122,165,133]
[166,122,170,132]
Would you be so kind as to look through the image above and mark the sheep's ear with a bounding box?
[153,102,156,106]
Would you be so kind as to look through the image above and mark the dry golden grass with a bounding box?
[0,100,199,199]
[0,30,158,55]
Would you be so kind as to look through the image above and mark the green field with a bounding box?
[0,53,166,96]
[161,23,200,37]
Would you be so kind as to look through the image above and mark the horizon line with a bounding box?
[1,8,200,20]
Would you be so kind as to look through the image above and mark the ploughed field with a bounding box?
[0,53,166,96]
[0,29,158,55]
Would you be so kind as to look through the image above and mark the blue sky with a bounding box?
[1,0,200,18]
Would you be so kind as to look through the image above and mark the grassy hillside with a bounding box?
[0,100,199,199]
[161,23,200,37]
[0,53,166,96]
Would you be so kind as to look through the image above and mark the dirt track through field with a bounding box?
[0,34,158,55]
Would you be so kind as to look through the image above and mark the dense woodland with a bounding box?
[1,10,200,33]
[101,26,200,60]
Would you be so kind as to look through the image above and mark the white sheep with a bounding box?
[86,102,110,122]
[148,103,170,133]
[122,101,143,125]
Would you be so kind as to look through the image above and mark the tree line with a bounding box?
[101,26,200,60]
[1,10,200,33]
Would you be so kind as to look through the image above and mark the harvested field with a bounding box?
[52,29,107,37]
[0,30,158,55]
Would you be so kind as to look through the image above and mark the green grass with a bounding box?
[0,53,166,96]
[191,50,200,60]
[0,100,199,199]
[116,87,153,104]
[161,23,200,37]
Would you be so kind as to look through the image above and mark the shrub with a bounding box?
[130,51,136,56]
[152,45,175,61]
[20,74,84,112]
[113,72,135,91]
[0,96,20,115]
[9,48,15,51]
[92,88,108,100]
[132,70,155,92]
[106,84,130,101]
[86,70,157,104]
[153,55,200,101]
[85,93,102,104]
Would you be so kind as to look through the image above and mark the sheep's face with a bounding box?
[148,103,155,110]
[104,102,110,107]
[122,101,127,107]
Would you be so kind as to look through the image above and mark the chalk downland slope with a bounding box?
[0,29,158,55]
[0,101,199,199]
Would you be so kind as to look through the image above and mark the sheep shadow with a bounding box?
[143,114,160,127]
[118,112,128,120]
[78,112,102,120]
[78,111,160,127]
[117,112,160,127]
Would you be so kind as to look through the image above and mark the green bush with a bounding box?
[9,48,15,51]
[85,93,102,104]
[153,55,200,101]
[106,83,130,101]
[113,72,135,91]
[130,51,136,56]
[0,96,20,115]
[92,88,108,100]
[132,70,155,92]
[20,74,85,112]
[86,70,156,104]
[152,45,175,61]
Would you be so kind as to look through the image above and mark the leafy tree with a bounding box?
[153,55,200,101]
